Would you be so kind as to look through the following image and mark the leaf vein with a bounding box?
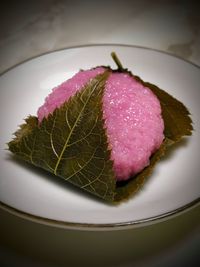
[54,80,100,175]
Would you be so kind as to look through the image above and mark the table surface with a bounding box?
[0,1,200,266]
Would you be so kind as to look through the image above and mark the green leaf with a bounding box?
[8,71,116,201]
[133,75,193,141]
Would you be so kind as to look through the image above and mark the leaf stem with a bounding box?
[111,52,125,71]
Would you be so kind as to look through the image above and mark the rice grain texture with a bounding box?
[38,68,164,181]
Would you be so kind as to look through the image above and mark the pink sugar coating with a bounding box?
[103,72,164,180]
[37,68,164,181]
[37,67,105,121]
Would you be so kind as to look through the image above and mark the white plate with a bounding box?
[0,44,200,230]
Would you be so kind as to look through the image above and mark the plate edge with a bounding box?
[0,43,199,76]
[0,198,199,231]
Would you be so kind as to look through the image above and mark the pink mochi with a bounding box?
[38,67,164,181]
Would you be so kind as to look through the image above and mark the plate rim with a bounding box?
[0,199,199,231]
[0,43,199,76]
[1,43,200,230]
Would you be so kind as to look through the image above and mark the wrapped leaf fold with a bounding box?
[8,63,193,203]
[9,72,116,201]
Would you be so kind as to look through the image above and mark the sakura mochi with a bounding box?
[38,67,164,181]
[8,53,192,202]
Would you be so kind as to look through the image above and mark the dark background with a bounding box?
[0,1,200,266]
